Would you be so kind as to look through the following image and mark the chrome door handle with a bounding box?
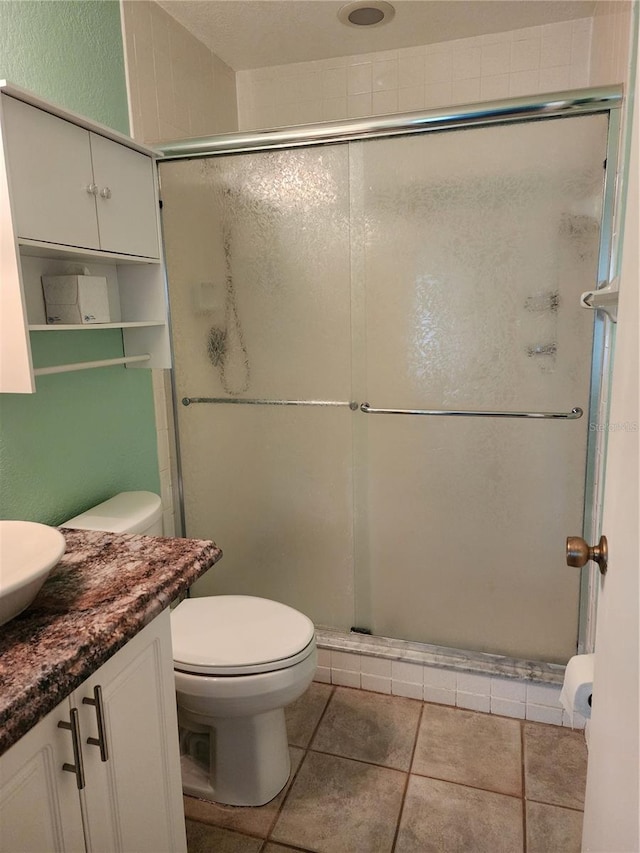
[83,685,109,761]
[566,535,608,575]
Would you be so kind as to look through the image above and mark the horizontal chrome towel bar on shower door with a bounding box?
[360,403,584,419]
[182,397,359,409]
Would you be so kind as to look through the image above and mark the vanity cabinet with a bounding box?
[0,704,85,852]
[0,612,187,853]
[0,81,170,394]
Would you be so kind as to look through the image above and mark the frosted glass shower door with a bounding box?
[160,148,355,629]
[354,115,608,663]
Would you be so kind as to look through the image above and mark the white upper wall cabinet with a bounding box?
[3,96,101,250]
[3,96,159,258]
[0,82,170,393]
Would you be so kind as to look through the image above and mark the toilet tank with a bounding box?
[63,491,163,536]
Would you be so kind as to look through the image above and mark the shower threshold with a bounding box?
[315,627,566,685]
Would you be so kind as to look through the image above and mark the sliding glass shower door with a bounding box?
[161,147,356,630]
[160,110,609,663]
[352,116,607,662]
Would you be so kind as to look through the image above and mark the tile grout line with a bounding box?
[263,685,337,845]
[390,699,425,852]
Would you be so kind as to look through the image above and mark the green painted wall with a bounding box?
[0,1,160,524]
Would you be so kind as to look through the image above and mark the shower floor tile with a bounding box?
[184,684,589,853]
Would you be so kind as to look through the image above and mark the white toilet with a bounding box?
[63,491,317,807]
[171,595,316,806]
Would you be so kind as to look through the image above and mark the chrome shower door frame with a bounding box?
[159,86,623,661]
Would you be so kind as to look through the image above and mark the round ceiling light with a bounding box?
[338,1,395,28]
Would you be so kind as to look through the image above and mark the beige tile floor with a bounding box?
[184,682,588,853]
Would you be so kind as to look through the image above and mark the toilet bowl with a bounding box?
[63,492,317,808]
[171,595,316,806]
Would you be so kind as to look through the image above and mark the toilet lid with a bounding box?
[171,595,316,675]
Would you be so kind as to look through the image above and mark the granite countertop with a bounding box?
[0,527,222,756]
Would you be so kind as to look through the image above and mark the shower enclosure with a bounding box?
[158,88,620,666]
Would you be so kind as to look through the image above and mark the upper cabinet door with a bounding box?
[90,132,159,258]
[2,95,100,249]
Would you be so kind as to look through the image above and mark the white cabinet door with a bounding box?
[2,96,159,259]
[73,612,187,853]
[0,704,86,853]
[2,95,99,249]
[90,132,159,258]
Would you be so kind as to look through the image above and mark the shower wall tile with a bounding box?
[423,686,457,706]
[331,651,361,672]
[313,651,584,728]
[331,669,361,689]
[372,90,399,115]
[457,672,491,695]
[122,0,237,144]
[361,657,392,678]
[491,697,526,719]
[491,678,527,702]
[526,704,564,726]
[392,661,423,684]
[527,683,564,707]
[122,1,239,537]
[317,649,332,668]
[424,668,457,691]
[456,692,491,713]
[511,38,541,73]
[481,42,512,77]
[361,673,392,693]
[315,666,332,684]
[392,681,424,700]
[480,74,511,101]
[236,18,593,130]
[590,1,634,86]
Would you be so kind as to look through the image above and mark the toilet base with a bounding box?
[178,707,292,806]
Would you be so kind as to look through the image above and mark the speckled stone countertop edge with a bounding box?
[0,528,222,756]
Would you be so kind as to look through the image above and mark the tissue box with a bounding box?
[42,275,110,324]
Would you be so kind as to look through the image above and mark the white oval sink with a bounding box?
[0,521,66,626]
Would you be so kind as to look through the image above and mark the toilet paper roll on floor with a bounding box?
[560,653,594,726]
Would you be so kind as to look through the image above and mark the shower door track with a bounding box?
[157,86,621,160]
[161,85,624,665]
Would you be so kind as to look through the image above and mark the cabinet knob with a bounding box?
[100,187,112,199]
[86,183,98,195]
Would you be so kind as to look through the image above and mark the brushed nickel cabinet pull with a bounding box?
[58,708,86,789]
[83,685,109,761]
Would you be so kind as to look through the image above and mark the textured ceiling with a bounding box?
[157,0,598,71]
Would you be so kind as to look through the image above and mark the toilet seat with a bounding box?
[171,595,316,676]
